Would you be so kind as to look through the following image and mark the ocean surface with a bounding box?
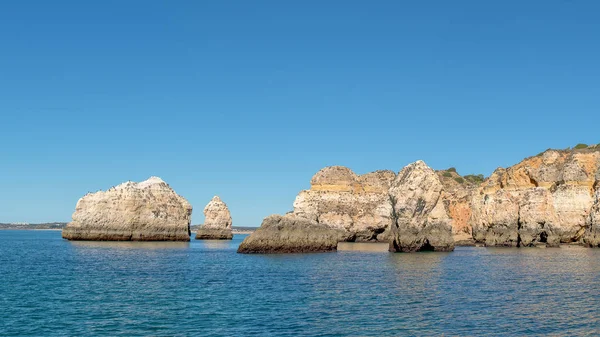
[1,231,600,336]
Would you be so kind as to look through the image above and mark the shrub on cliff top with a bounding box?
[447,167,457,172]
[464,174,485,184]
[442,172,453,178]
[454,177,465,184]
[574,143,588,149]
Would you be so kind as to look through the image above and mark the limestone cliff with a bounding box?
[241,160,455,253]
[388,161,454,252]
[470,148,600,247]
[292,166,395,241]
[62,177,192,241]
[196,196,233,240]
[436,169,482,244]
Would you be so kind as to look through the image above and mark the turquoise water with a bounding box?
[1,230,600,336]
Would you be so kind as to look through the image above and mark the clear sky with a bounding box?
[1,1,598,225]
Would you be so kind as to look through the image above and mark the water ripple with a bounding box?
[1,231,600,336]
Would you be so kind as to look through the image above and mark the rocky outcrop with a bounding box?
[388,161,454,252]
[62,177,192,241]
[195,196,233,240]
[436,169,481,244]
[237,214,352,253]
[471,148,600,247]
[584,187,600,247]
[292,167,395,242]
[240,161,456,253]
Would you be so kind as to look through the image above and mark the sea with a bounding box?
[1,230,600,336]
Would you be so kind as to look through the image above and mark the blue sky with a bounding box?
[1,1,598,225]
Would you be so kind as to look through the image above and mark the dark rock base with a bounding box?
[195,228,233,240]
[237,214,352,254]
[61,228,190,241]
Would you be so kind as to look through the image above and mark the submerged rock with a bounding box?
[388,161,454,252]
[196,196,233,240]
[237,214,352,254]
[62,177,192,241]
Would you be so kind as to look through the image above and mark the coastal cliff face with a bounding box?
[292,166,395,242]
[436,169,480,244]
[62,177,192,241]
[389,161,454,252]
[470,149,600,247]
[196,196,233,240]
[240,161,455,253]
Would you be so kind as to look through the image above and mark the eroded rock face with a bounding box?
[241,161,457,254]
[292,167,395,242]
[237,214,352,253]
[471,149,600,247]
[196,196,233,240]
[62,177,192,241]
[436,170,480,244]
[388,161,454,252]
[584,186,600,247]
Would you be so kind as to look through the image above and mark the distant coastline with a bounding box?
[191,225,256,235]
[0,222,257,234]
[0,222,67,230]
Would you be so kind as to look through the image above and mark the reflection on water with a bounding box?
[4,231,600,336]
[337,242,389,252]
[196,240,231,250]
[69,240,190,249]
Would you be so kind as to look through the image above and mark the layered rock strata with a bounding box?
[436,169,481,245]
[471,149,600,247]
[62,177,192,241]
[240,161,456,253]
[237,214,352,253]
[195,196,233,240]
[292,167,395,242]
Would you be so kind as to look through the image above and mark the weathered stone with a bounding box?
[388,161,454,252]
[436,169,480,243]
[584,187,600,247]
[292,167,395,241]
[237,214,352,254]
[470,149,600,247]
[62,177,192,241]
[196,196,233,240]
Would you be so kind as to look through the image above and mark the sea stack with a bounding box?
[388,161,455,252]
[195,196,233,240]
[62,177,192,241]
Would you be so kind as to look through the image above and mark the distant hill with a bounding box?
[0,222,67,230]
[1,222,258,232]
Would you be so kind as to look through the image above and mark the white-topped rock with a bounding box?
[62,177,192,241]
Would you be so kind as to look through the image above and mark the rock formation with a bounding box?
[584,187,600,246]
[388,161,454,252]
[436,169,481,245]
[240,160,456,253]
[195,196,233,240]
[292,166,395,242]
[470,148,600,247]
[62,177,192,241]
[237,214,352,253]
